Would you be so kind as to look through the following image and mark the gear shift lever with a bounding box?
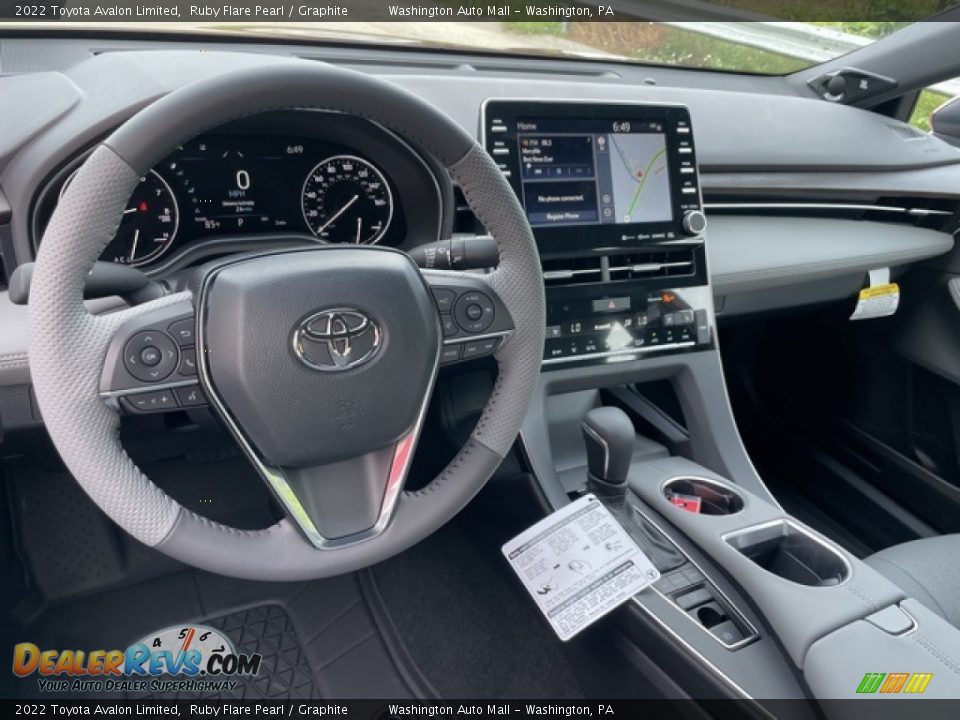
[582,406,687,572]
[582,406,635,492]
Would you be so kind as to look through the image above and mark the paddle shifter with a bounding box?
[581,407,636,493]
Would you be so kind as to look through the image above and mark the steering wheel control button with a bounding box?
[441,315,459,338]
[122,389,178,414]
[123,331,178,382]
[454,291,495,333]
[174,385,207,408]
[167,317,196,346]
[461,337,499,360]
[431,288,457,313]
[178,347,198,376]
[139,346,162,367]
[440,345,462,364]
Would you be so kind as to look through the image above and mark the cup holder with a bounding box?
[723,519,850,587]
[663,477,745,516]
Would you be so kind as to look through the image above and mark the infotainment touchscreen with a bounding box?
[482,100,702,256]
[517,118,673,228]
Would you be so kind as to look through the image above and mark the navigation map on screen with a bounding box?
[607,133,671,224]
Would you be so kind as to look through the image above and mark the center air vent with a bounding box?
[542,255,603,286]
[610,249,696,281]
[542,248,696,287]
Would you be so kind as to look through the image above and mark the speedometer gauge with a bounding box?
[301,155,393,244]
[60,168,179,267]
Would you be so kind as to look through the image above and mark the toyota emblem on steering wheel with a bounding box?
[293,308,382,371]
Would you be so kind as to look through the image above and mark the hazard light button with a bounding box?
[591,296,631,313]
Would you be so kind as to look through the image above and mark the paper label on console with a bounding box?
[502,494,659,641]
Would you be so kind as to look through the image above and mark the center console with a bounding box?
[482,100,712,366]
[483,99,960,707]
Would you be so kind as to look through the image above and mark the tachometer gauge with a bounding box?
[301,155,393,244]
[61,168,179,267]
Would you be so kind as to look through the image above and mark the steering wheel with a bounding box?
[28,61,545,581]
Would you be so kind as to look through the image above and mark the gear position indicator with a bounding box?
[502,494,659,641]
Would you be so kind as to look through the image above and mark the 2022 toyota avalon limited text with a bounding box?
[1,11,960,715]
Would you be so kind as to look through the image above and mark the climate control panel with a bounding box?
[543,285,713,366]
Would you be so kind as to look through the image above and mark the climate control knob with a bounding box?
[682,210,707,236]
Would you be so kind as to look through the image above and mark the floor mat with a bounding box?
[370,512,586,699]
[5,451,278,607]
[9,452,589,700]
[139,604,320,700]
[12,571,419,700]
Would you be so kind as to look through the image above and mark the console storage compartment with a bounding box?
[724,520,849,587]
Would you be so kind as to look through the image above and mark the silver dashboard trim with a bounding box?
[542,340,697,365]
[580,422,609,479]
[443,329,513,346]
[704,201,953,216]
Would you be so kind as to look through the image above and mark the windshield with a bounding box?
[2,20,912,75]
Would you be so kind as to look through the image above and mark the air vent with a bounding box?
[542,248,695,287]
[888,124,927,141]
[469,64,620,79]
[298,56,620,79]
[542,255,604,286]
[610,249,696,281]
[452,184,484,235]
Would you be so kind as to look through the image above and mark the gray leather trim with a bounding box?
[158,439,502,581]
[448,145,546,456]
[104,60,475,175]
[804,599,960,699]
[708,216,954,296]
[865,535,960,628]
[30,60,543,579]
[0,291,30,385]
[628,455,904,668]
[28,144,187,546]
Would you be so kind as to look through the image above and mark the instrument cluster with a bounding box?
[33,113,445,273]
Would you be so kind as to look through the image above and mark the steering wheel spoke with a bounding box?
[421,270,515,367]
[244,424,421,549]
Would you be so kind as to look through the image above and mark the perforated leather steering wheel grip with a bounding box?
[28,59,545,580]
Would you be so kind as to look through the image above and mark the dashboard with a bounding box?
[0,43,956,388]
[30,111,446,274]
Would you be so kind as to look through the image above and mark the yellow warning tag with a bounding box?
[850,283,900,321]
